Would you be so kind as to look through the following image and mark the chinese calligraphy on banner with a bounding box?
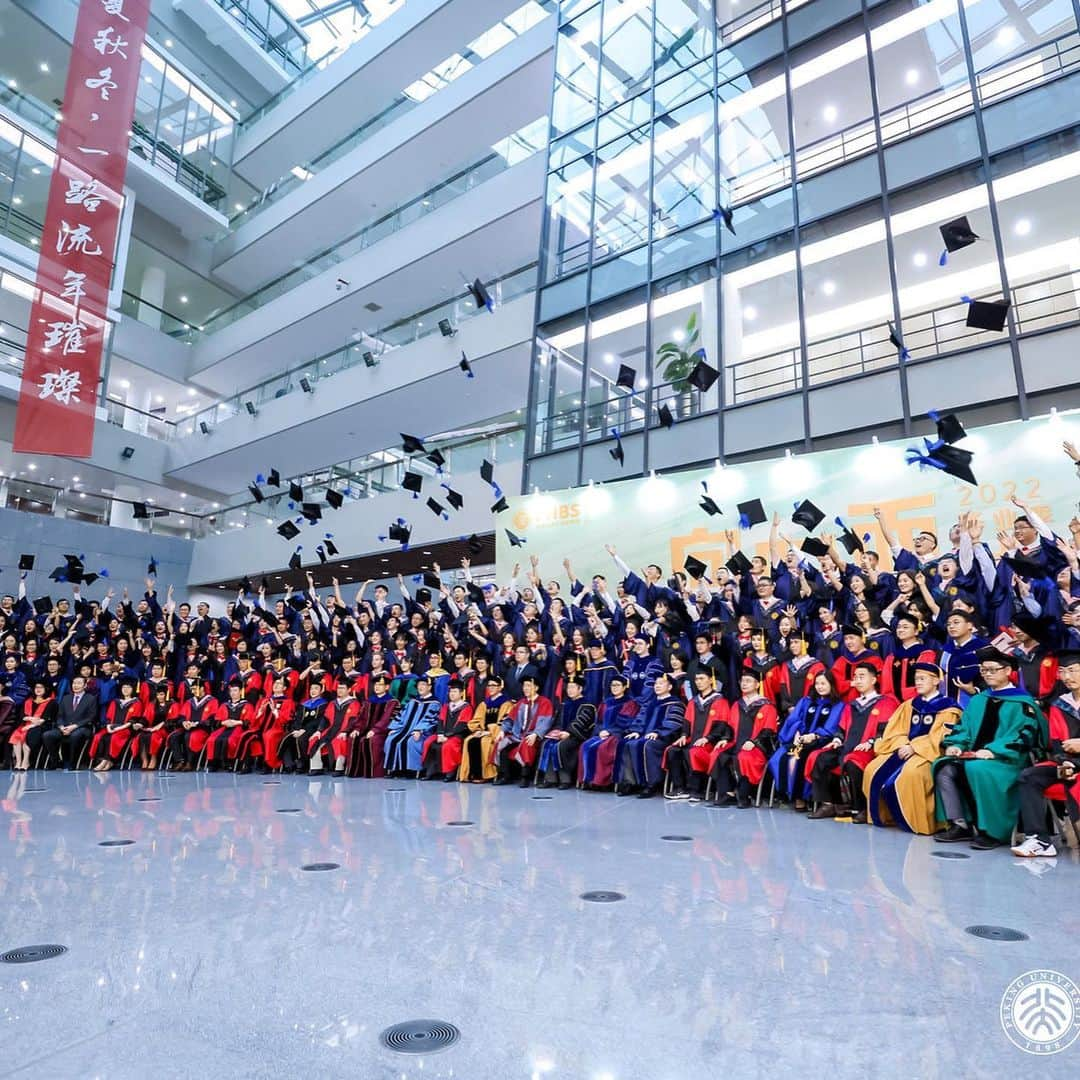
[13,0,150,458]
[495,412,1080,579]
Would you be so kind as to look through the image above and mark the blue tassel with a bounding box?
[492,482,503,499]
[928,409,940,424]
[899,345,910,361]
[295,545,303,552]
[835,516,845,529]
[960,295,972,304]
[377,534,387,542]
[739,513,750,529]
[441,512,449,521]
[294,517,303,524]
[939,249,948,267]
[862,532,872,543]
[99,569,110,578]
[287,501,295,510]
[905,448,946,472]
[325,532,333,539]
[402,543,410,552]
[412,574,422,583]
[256,473,265,484]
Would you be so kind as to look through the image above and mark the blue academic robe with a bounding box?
[384,697,440,773]
[767,696,844,799]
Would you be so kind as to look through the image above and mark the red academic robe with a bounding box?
[803,693,900,778]
[678,693,729,774]
[204,700,255,760]
[89,697,142,761]
[710,696,778,784]
[259,695,295,769]
[422,701,473,774]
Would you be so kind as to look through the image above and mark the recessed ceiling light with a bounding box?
[165,38,174,48]
[39,62,49,73]
[823,104,838,123]
[179,295,188,304]
[1014,218,1031,236]
[230,99,238,107]
[72,475,80,482]
[187,387,197,396]
[28,463,36,470]
[119,378,130,389]
[604,352,615,364]
[912,251,927,267]
[996,25,1017,46]
[905,68,920,86]
[154,395,165,404]
[822,280,837,296]
[744,305,758,321]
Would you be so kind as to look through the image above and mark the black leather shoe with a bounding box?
[969,832,1002,850]
[851,810,868,824]
[637,788,656,799]
[807,803,836,820]
[935,822,975,843]
[518,777,531,788]
[557,782,572,791]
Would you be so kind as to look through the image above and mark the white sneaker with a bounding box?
[1010,835,1058,858]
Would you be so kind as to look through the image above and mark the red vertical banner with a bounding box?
[13,0,151,457]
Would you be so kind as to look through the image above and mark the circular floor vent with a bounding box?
[301,862,340,872]
[98,839,135,847]
[965,924,1029,941]
[931,851,970,860]
[1,945,67,964]
[580,890,625,903]
[379,1019,460,1054]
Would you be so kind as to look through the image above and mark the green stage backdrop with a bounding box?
[495,412,1080,581]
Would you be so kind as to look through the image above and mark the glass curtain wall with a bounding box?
[531,0,1080,476]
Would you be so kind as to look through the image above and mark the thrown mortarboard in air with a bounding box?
[888,321,910,362]
[401,433,427,455]
[82,573,98,587]
[422,571,441,590]
[466,581,486,605]
[301,502,323,523]
[459,351,474,378]
[683,554,708,580]
[928,409,966,445]
[289,548,303,571]
[18,554,34,572]
[239,576,252,595]
[480,459,494,485]
[491,495,509,514]
[467,277,494,312]
[32,596,53,616]
[325,488,344,510]
[505,528,527,548]
[657,403,675,430]
[905,439,977,485]
[147,556,159,576]
[402,471,423,497]
[388,520,411,545]
[834,517,865,555]
[965,297,1010,332]
[687,355,719,393]
[726,551,752,576]
[316,546,328,565]
[609,427,625,467]
[267,468,281,487]
[616,364,636,391]
[277,520,301,540]
[323,536,339,557]
[415,587,432,605]
[442,486,464,511]
[289,481,304,503]
[792,499,825,532]
[466,533,484,555]
[736,498,766,528]
[133,502,149,520]
[801,537,830,559]
[427,449,446,471]
[248,483,265,504]
[48,564,69,583]
[699,480,722,517]
[713,203,736,236]
[938,216,978,265]
[426,497,448,519]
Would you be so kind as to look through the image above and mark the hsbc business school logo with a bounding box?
[1000,970,1080,1055]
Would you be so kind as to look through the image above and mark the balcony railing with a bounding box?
[212,0,310,77]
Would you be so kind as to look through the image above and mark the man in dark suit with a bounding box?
[502,644,539,702]
[41,676,98,769]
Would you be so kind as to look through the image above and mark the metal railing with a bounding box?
[117,291,201,338]
[212,0,310,76]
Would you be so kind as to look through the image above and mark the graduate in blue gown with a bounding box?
[767,671,844,806]
[384,676,441,775]
[617,672,686,798]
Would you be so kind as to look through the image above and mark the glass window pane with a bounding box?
[652,268,718,419]
[553,6,603,138]
[543,155,593,282]
[598,0,655,112]
[964,0,1075,74]
[585,288,649,442]
[536,315,586,453]
[591,126,652,263]
[652,91,715,233]
[654,0,714,83]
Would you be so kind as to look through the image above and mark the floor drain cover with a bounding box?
[966,924,1029,941]
[98,839,135,847]
[581,890,625,903]
[446,820,473,827]
[661,834,693,842]
[385,787,406,792]
[379,1020,460,1054]
[262,780,281,785]
[138,797,161,802]
[532,795,553,800]
[301,862,340,872]
[276,808,302,814]
[0,945,68,964]
[23,787,47,793]
[931,851,971,860]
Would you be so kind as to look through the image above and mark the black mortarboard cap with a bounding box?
[133,502,149,520]
[287,595,307,612]
[887,321,910,361]
[714,203,735,235]
[683,554,708,579]
[726,551,752,576]
[736,498,766,528]
[289,550,303,571]
[316,546,328,565]
[388,521,411,544]
[427,449,446,470]
[466,581,486,605]
[82,573,98,587]
[466,533,484,555]
[277,521,301,541]
[444,488,463,511]
[18,554,34,571]
[467,277,493,312]
[505,529,526,548]
[261,576,270,592]
[616,364,636,391]
[966,298,1009,332]
[248,484,264,504]
[401,433,426,455]
[931,443,977,484]
[480,459,494,485]
[657,403,674,429]
[459,352,473,378]
[267,468,281,487]
[929,410,966,445]
[491,496,508,514]
[699,494,722,517]
[402,471,423,494]
[324,538,339,557]
[48,564,68,583]
[239,575,252,594]
[301,502,322,522]
[422,571,441,589]
[33,596,53,616]
[415,587,432,604]
[801,537,830,558]
[289,481,304,503]
[792,499,825,532]
[426,497,445,517]
[836,525,864,555]
[609,428,625,466]
[940,215,978,254]
[687,357,719,393]
[325,488,343,510]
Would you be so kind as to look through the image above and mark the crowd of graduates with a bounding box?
[2,452,1080,861]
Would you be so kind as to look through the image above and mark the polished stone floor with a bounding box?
[0,769,1077,1079]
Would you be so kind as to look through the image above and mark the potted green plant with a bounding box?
[656,310,703,419]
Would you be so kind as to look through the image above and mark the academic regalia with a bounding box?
[578,695,639,787]
[709,695,778,794]
[805,692,899,795]
[623,652,664,703]
[767,695,845,802]
[405,695,441,771]
[309,695,360,770]
[939,635,988,706]
[774,656,825,716]
[280,695,327,772]
[390,672,420,703]
[932,686,1046,842]
[582,660,619,705]
[384,698,440,775]
[830,649,883,701]
[351,696,399,778]
[494,695,555,778]
[169,694,220,767]
[742,651,781,704]
[864,693,960,833]
[458,695,514,782]
[620,695,685,789]
[1012,645,1059,706]
[205,699,255,767]
[537,698,597,784]
[259,695,295,771]
[1018,694,1080,822]
[131,700,179,762]
[420,700,472,778]
[881,642,937,701]
[9,697,56,762]
[664,691,727,795]
[88,697,141,764]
